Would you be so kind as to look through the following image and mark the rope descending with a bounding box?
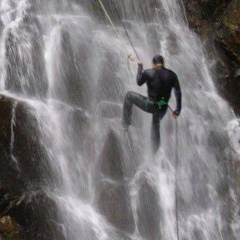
[113,4,140,60]
[95,0,138,61]
[175,118,180,240]
[168,105,180,240]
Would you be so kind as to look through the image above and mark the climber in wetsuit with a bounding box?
[122,55,182,152]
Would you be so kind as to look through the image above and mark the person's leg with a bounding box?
[151,109,167,153]
[122,91,156,126]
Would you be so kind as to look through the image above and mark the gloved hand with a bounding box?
[172,110,180,118]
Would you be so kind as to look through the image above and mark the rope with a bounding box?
[113,5,140,60]
[175,118,180,240]
[168,105,180,240]
[96,0,136,61]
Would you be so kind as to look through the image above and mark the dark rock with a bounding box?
[0,188,64,240]
[217,74,240,114]
[11,192,64,240]
[4,12,47,98]
[98,130,125,181]
[96,126,139,184]
[54,25,91,109]
[0,189,24,240]
[96,181,135,234]
[0,216,23,240]
[0,96,23,192]
[95,129,136,233]
[97,51,126,103]
[71,108,93,156]
[0,95,65,239]
[184,0,240,113]
[137,177,161,240]
[0,96,51,190]
[13,102,52,186]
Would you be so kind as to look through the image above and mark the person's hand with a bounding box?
[137,60,143,66]
[172,110,180,118]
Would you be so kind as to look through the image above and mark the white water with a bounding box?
[0,0,239,239]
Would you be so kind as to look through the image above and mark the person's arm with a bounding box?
[173,74,182,117]
[136,62,147,86]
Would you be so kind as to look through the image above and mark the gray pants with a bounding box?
[122,91,167,152]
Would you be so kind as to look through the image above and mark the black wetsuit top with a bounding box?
[137,65,182,113]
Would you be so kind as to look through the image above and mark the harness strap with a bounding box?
[156,98,167,110]
[146,97,167,110]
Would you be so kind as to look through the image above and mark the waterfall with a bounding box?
[0,0,238,240]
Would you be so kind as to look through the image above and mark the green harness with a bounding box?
[146,97,167,110]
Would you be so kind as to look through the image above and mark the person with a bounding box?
[121,55,182,152]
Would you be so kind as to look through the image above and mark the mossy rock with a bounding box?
[0,216,22,240]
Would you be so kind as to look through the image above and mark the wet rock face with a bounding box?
[14,103,51,186]
[0,96,52,188]
[0,190,64,240]
[0,96,63,240]
[137,177,161,240]
[3,10,47,98]
[98,130,125,181]
[183,0,230,28]
[184,0,240,113]
[0,96,22,191]
[95,130,162,238]
[97,182,135,233]
[53,25,91,109]
[95,130,135,234]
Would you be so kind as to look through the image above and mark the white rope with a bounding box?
[96,0,134,60]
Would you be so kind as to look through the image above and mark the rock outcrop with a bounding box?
[0,96,63,240]
[2,6,47,99]
[137,177,162,240]
[184,0,240,114]
[0,215,22,240]
[95,130,135,234]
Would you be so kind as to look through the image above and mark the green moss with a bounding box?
[0,216,22,239]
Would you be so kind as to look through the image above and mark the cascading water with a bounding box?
[0,0,239,240]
